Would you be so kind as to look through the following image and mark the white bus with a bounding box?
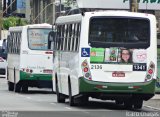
[7,23,53,93]
[50,11,157,109]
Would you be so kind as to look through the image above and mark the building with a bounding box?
[3,0,31,22]
[30,0,76,24]
[30,0,56,24]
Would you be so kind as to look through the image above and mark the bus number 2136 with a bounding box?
[91,65,102,69]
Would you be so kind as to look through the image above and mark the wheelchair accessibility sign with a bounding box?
[81,48,90,57]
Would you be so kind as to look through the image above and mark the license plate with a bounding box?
[112,72,125,77]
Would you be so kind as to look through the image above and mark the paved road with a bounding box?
[0,78,159,117]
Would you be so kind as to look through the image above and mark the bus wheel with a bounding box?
[124,100,133,109]
[55,76,65,103]
[8,81,14,91]
[78,96,89,106]
[68,78,75,106]
[14,83,21,93]
[115,100,123,105]
[133,100,143,109]
[22,84,28,93]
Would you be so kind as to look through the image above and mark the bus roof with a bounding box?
[9,23,52,32]
[56,10,155,25]
[56,14,82,24]
[85,10,155,19]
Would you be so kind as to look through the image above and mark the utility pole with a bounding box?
[3,0,6,16]
[130,0,138,12]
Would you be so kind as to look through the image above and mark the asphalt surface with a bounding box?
[0,78,160,117]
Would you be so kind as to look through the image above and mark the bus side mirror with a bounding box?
[48,31,55,49]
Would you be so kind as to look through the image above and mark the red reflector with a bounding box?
[43,69,53,74]
[148,69,153,74]
[83,67,88,72]
[133,86,140,89]
[96,85,103,88]
[45,51,53,54]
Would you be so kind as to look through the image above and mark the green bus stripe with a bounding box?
[79,77,155,94]
[20,71,52,81]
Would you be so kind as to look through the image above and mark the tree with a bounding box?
[64,0,73,7]
[2,17,28,30]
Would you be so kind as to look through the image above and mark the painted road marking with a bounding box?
[65,107,72,110]
[144,105,160,111]
[26,97,31,99]
[50,103,56,105]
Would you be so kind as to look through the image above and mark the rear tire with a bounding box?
[22,83,28,93]
[68,78,75,106]
[13,67,21,93]
[133,100,143,109]
[14,83,21,93]
[124,100,133,109]
[55,75,65,103]
[8,81,14,91]
[77,96,89,106]
[115,100,123,105]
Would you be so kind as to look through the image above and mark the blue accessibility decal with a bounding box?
[81,48,90,57]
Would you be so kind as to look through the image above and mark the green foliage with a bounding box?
[64,0,73,7]
[2,17,28,30]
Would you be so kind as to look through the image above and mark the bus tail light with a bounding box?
[145,61,155,81]
[30,69,33,73]
[83,67,88,72]
[43,69,53,74]
[21,68,33,73]
[81,60,92,80]
[45,51,53,54]
[148,69,153,74]
[26,69,29,72]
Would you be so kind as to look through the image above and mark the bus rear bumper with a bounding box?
[20,80,53,88]
[79,78,156,100]
[20,71,52,88]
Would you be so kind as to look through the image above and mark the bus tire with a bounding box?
[133,100,143,109]
[55,75,65,103]
[115,100,123,105]
[124,100,133,109]
[22,83,28,93]
[8,81,14,91]
[78,96,89,106]
[14,83,21,93]
[13,68,21,93]
[68,77,75,106]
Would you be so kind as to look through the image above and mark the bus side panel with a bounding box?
[56,51,79,96]
[7,54,20,84]
[69,53,79,96]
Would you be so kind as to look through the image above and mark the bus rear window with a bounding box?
[28,28,51,50]
[89,17,150,48]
